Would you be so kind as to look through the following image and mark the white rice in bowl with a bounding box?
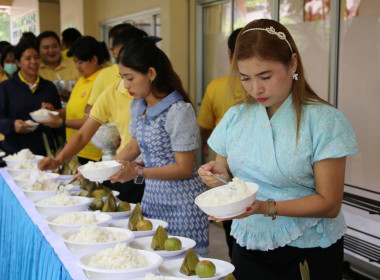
[81,161,115,170]
[198,177,250,206]
[88,243,148,270]
[67,225,129,243]
[34,193,80,206]
[7,161,36,170]
[23,179,58,191]
[50,211,100,225]
[4,148,37,161]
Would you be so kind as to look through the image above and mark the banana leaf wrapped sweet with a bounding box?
[101,192,117,212]
[89,193,104,210]
[150,225,168,250]
[117,201,131,212]
[128,203,143,230]
[180,248,199,276]
[225,273,236,280]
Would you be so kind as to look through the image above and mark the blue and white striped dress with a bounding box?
[130,91,209,256]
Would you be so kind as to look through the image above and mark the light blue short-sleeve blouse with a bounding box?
[208,94,358,251]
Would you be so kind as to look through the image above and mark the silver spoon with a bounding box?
[200,166,228,185]
[57,177,77,193]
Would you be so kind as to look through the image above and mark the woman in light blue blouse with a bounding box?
[198,19,357,279]
[109,36,209,256]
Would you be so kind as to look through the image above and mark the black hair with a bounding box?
[14,41,38,61]
[0,41,11,54]
[1,45,15,68]
[35,31,61,50]
[67,36,110,64]
[228,28,243,55]
[61,28,82,48]
[117,37,191,104]
[112,27,148,48]
[19,32,36,44]
[108,23,135,40]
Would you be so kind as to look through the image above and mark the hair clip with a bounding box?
[241,26,293,53]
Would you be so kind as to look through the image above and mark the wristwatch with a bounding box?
[134,166,144,184]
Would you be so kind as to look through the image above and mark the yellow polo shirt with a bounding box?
[197,75,244,129]
[66,69,104,160]
[18,72,40,93]
[90,79,132,154]
[87,64,119,106]
[39,58,80,81]
[61,49,71,61]
[0,72,7,83]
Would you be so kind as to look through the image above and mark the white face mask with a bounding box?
[4,63,18,75]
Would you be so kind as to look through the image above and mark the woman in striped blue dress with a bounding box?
[110,36,209,256]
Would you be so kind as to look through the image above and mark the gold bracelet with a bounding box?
[264,199,277,220]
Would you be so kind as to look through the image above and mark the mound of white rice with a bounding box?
[14,171,57,181]
[23,179,58,191]
[81,161,114,170]
[88,243,148,270]
[198,177,250,205]
[34,193,80,206]
[4,148,37,161]
[50,212,99,225]
[68,225,129,243]
[31,108,51,116]
[7,161,36,170]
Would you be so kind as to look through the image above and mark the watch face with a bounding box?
[134,176,144,184]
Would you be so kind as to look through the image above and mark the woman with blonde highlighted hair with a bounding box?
[198,19,357,279]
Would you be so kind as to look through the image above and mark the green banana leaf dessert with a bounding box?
[225,273,236,280]
[101,192,117,212]
[117,201,131,212]
[128,203,143,230]
[180,248,200,276]
[89,193,104,210]
[150,225,168,250]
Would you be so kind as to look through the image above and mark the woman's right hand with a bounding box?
[38,157,61,171]
[198,161,229,188]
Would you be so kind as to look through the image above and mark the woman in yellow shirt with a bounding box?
[39,36,109,164]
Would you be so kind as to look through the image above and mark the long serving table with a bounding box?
[0,169,89,280]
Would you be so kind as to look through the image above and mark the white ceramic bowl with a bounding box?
[134,276,185,280]
[78,160,123,183]
[25,120,39,132]
[30,109,59,122]
[4,167,35,178]
[159,258,235,280]
[14,173,60,188]
[3,156,43,166]
[91,203,135,219]
[60,227,135,257]
[129,235,196,258]
[195,182,259,219]
[21,188,56,201]
[14,178,36,188]
[77,248,164,280]
[109,218,169,238]
[46,211,112,234]
[34,196,92,217]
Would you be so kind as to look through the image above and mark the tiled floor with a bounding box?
[207,222,230,262]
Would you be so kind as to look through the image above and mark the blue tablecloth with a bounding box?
[0,169,88,280]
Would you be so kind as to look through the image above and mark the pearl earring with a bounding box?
[292,71,298,81]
